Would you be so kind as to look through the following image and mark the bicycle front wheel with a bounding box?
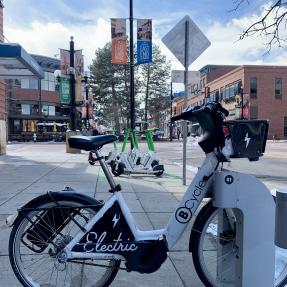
[9,194,120,287]
[190,200,287,287]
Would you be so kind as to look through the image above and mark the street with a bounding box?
[153,139,287,190]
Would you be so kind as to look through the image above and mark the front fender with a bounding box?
[6,191,103,227]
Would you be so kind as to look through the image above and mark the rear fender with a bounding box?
[6,191,103,227]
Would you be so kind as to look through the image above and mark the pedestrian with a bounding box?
[177,129,181,140]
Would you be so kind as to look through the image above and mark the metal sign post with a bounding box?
[162,15,211,185]
[182,20,189,185]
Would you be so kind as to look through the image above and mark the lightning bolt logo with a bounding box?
[244,132,251,148]
[112,214,120,228]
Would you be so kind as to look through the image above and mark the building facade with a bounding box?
[7,55,71,141]
[173,65,287,139]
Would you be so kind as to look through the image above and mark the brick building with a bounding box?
[173,65,287,139]
[0,1,6,154]
[7,55,71,141]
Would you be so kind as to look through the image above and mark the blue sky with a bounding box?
[3,0,286,75]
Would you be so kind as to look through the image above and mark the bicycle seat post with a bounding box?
[94,149,120,192]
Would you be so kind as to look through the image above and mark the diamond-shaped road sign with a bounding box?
[162,15,211,67]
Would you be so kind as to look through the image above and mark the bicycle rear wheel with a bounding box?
[9,194,120,287]
[190,200,287,287]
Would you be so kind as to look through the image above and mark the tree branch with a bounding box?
[238,0,287,51]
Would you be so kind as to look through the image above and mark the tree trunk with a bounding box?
[144,66,150,130]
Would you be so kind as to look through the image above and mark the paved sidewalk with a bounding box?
[0,143,205,287]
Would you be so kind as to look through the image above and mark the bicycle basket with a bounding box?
[224,120,269,160]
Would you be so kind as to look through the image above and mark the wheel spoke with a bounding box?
[9,198,120,287]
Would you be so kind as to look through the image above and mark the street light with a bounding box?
[82,71,90,129]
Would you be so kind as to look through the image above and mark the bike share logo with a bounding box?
[244,132,251,148]
[81,213,139,253]
[175,179,206,224]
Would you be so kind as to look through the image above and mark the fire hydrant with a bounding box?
[33,133,37,142]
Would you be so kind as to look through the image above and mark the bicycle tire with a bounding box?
[9,193,121,287]
[190,200,287,287]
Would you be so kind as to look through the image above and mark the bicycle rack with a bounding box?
[213,170,275,287]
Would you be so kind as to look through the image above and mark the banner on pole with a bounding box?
[60,49,70,76]
[75,50,84,76]
[137,19,152,64]
[111,19,127,64]
[59,76,71,104]
[75,77,85,103]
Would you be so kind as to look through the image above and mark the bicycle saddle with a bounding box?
[68,135,117,151]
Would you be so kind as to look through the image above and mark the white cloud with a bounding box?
[4,2,287,75]
[5,18,111,70]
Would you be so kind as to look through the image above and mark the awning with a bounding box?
[0,43,44,79]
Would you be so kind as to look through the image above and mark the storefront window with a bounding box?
[42,105,49,116]
[42,105,56,116]
[49,106,56,116]
[21,104,31,115]
[13,120,21,133]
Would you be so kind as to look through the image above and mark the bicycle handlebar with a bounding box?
[171,102,229,154]
[171,102,229,122]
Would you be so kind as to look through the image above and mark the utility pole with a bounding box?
[129,0,135,148]
[83,73,89,129]
[69,36,76,131]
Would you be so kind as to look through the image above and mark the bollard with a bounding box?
[275,189,287,249]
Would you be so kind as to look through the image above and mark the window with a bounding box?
[49,106,56,116]
[42,105,49,116]
[275,78,282,99]
[220,87,224,102]
[21,79,38,90]
[13,120,21,133]
[21,104,31,115]
[31,104,39,115]
[250,77,257,99]
[41,72,56,92]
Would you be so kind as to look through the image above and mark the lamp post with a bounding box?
[129,0,135,149]
[83,71,89,129]
[69,36,77,131]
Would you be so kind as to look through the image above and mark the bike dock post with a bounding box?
[275,189,287,249]
[213,170,275,287]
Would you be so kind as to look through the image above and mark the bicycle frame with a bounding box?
[63,150,219,260]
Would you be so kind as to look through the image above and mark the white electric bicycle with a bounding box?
[7,102,287,287]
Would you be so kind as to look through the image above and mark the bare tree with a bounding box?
[235,0,287,51]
